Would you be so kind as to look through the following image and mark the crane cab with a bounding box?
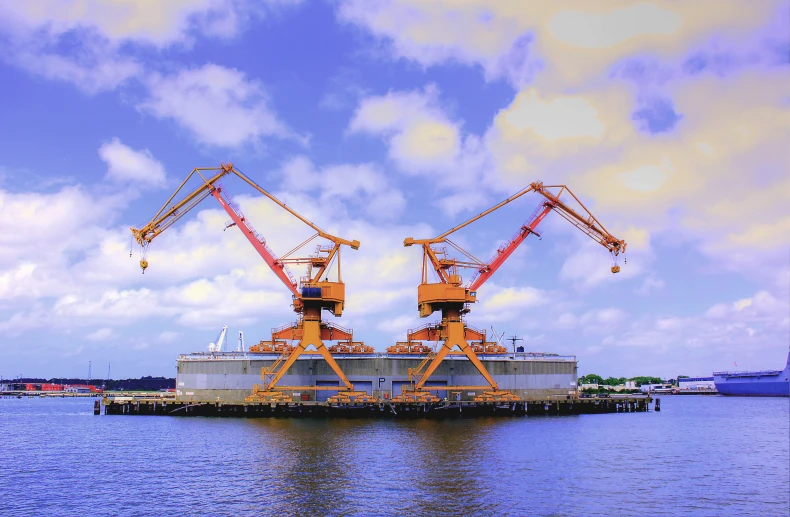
[297,281,346,316]
[417,283,476,318]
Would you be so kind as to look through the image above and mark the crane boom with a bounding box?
[468,203,554,292]
[130,163,360,297]
[231,168,360,250]
[210,189,299,297]
[405,181,627,292]
[532,182,625,257]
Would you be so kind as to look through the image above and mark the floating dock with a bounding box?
[99,350,655,418]
[102,393,653,418]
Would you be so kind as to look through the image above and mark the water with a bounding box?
[1,396,788,517]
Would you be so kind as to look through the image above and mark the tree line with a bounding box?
[578,374,666,387]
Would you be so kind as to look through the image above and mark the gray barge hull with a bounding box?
[176,352,579,403]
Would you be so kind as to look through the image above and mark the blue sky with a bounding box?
[0,0,787,380]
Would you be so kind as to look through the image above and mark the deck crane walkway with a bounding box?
[400,182,627,402]
[130,163,369,403]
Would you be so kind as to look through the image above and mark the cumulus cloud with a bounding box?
[86,327,115,341]
[348,85,499,216]
[0,1,299,93]
[597,289,790,371]
[349,84,461,173]
[0,161,430,346]
[338,0,780,87]
[156,331,180,343]
[99,138,166,188]
[476,284,548,323]
[277,156,406,220]
[139,64,303,148]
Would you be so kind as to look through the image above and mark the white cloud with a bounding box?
[376,314,420,334]
[349,85,461,173]
[99,138,166,188]
[559,237,645,289]
[156,331,180,343]
[476,284,547,322]
[0,1,300,93]
[139,64,302,148]
[0,161,430,347]
[635,277,665,295]
[591,290,789,370]
[11,47,143,94]
[86,328,115,341]
[348,86,498,216]
[555,312,578,329]
[499,88,605,142]
[1,1,239,47]
[338,1,777,87]
[579,307,626,328]
[277,156,405,220]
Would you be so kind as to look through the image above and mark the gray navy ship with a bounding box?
[713,347,790,397]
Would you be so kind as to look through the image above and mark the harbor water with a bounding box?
[1,396,788,516]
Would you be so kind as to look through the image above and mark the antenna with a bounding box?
[507,335,524,355]
[108,362,111,381]
[490,326,505,347]
[88,361,92,381]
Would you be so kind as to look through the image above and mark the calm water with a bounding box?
[1,396,788,517]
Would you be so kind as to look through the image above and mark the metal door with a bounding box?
[316,380,339,402]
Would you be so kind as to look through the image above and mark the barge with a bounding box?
[174,350,580,403]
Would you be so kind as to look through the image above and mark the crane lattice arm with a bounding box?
[130,163,360,298]
[404,181,627,290]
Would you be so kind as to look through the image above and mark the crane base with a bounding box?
[245,388,293,404]
[473,390,520,402]
[391,390,441,404]
[327,392,378,404]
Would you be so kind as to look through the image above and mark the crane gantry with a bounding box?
[131,163,371,403]
[400,182,627,402]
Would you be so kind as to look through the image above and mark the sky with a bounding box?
[0,0,788,381]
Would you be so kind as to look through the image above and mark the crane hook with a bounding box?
[140,259,149,274]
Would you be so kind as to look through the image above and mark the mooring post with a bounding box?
[655,398,661,412]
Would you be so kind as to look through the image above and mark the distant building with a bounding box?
[625,380,637,389]
[64,386,92,394]
[640,383,672,393]
[580,383,599,390]
[678,377,715,390]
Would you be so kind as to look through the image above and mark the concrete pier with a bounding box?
[102,393,653,418]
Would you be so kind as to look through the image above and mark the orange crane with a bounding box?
[400,182,627,402]
[131,163,371,403]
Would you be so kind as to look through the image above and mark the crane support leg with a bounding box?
[413,320,499,391]
[262,319,355,391]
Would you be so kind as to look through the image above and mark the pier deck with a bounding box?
[102,394,653,418]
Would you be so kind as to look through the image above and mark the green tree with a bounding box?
[579,374,604,385]
[630,376,663,387]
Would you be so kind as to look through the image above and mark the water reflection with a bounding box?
[243,417,521,516]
